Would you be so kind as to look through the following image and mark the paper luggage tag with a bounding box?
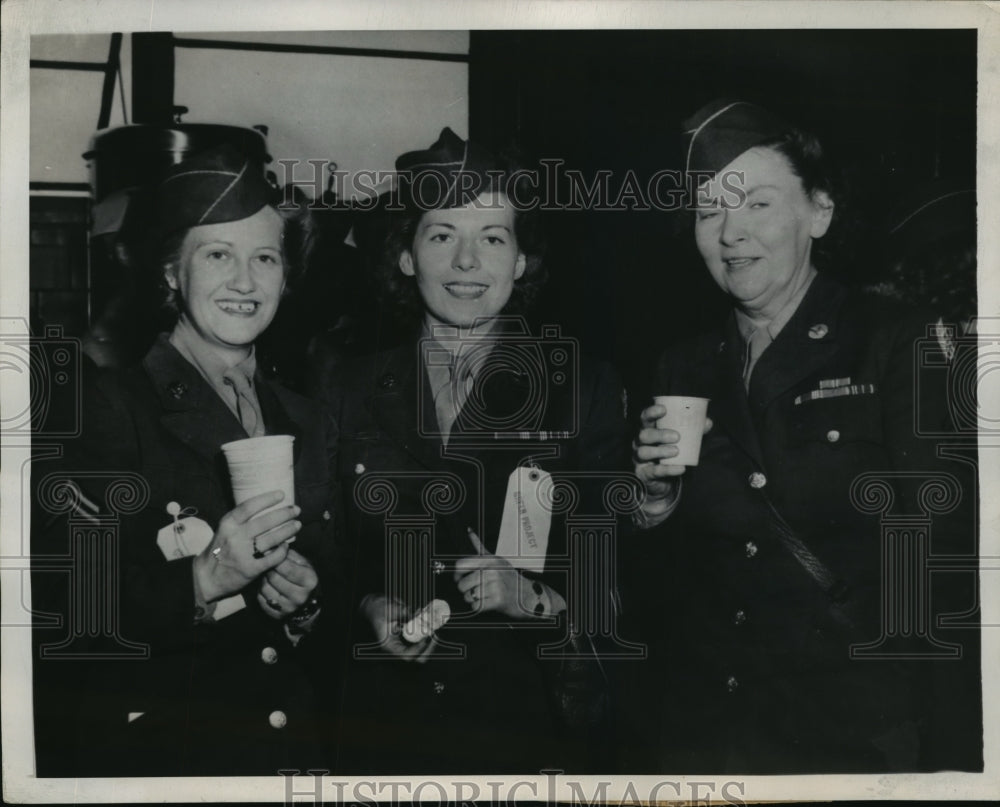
[156,503,245,619]
[494,466,552,573]
[156,512,214,560]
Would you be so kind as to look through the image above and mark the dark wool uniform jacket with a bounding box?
[632,272,981,774]
[32,335,343,776]
[319,333,633,774]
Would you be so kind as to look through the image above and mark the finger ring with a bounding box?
[211,547,222,560]
[266,598,280,610]
[252,538,265,560]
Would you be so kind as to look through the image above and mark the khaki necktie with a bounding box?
[223,367,265,437]
[742,327,773,391]
[433,353,473,441]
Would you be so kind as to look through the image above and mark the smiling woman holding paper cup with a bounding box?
[48,145,340,775]
[631,100,980,773]
[320,129,631,773]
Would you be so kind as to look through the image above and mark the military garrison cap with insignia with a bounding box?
[681,99,790,181]
[154,143,273,237]
[394,127,508,212]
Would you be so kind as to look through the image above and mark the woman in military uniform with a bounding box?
[631,100,981,773]
[321,129,631,773]
[40,145,341,775]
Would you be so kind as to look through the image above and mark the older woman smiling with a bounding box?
[630,100,981,773]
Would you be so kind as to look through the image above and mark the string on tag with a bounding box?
[166,501,200,555]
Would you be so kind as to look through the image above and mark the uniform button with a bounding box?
[808,323,829,340]
[726,675,739,693]
[745,541,758,558]
[748,471,767,489]
[268,710,287,729]
[733,609,747,625]
[433,681,445,695]
[322,509,332,521]
[261,646,278,664]
[432,560,446,575]
[167,381,187,399]
[826,429,841,443]
[379,373,397,390]
[354,463,366,475]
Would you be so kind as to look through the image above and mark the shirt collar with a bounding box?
[168,317,257,392]
[735,267,817,344]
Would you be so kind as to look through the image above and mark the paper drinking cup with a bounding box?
[652,396,709,466]
[222,435,295,513]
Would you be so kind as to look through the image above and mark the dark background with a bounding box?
[469,29,976,402]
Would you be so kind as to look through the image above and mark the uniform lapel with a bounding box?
[368,344,446,470]
[748,273,845,412]
[144,335,248,466]
[256,378,304,464]
[711,315,766,469]
[452,344,534,437]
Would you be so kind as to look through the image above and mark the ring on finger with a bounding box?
[266,598,281,610]
[252,537,265,560]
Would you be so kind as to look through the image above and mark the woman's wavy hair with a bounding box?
[125,185,315,320]
[756,126,849,273]
[378,166,547,326]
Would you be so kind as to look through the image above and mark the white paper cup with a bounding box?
[652,396,709,466]
[222,435,295,512]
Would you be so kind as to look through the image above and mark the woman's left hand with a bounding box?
[257,548,318,619]
[453,529,529,619]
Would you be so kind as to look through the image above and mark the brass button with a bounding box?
[432,560,446,575]
[808,323,829,340]
[748,472,767,489]
[322,509,332,521]
[261,647,278,665]
[433,681,445,695]
[354,463,366,475]
[745,541,758,558]
[268,710,287,729]
[726,675,739,693]
[826,429,841,443]
[733,609,747,625]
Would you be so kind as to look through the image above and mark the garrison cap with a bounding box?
[887,181,975,255]
[155,144,272,236]
[395,127,507,211]
[682,99,790,181]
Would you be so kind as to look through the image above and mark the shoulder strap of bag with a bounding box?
[760,494,854,625]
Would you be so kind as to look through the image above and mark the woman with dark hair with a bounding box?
[630,100,981,773]
[321,128,630,774]
[40,145,341,775]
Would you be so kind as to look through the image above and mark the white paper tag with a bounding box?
[494,466,552,572]
[156,515,245,620]
[156,516,214,560]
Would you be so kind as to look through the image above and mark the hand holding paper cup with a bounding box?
[222,435,296,514]
[652,396,710,466]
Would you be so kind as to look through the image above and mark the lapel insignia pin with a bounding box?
[808,324,829,340]
[168,381,187,398]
